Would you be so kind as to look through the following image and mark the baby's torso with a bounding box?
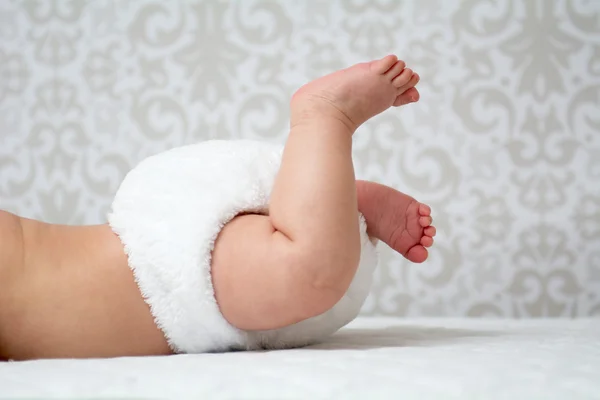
[0,219,171,360]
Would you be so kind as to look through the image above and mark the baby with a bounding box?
[0,55,435,360]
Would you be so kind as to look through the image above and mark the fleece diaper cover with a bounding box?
[108,140,378,354]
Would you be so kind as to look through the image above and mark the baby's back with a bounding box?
[0,211,24,330]
[0,213,171,360]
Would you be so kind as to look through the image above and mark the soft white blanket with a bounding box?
[1,317,598,399]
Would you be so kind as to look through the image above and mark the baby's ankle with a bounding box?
[289,116,356,139]
[290,89,360,133]
[290,102,357,135]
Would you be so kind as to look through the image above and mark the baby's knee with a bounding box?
[286,242,361,319]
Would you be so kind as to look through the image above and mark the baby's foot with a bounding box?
[356,180,435,263]
[291,55,420,132]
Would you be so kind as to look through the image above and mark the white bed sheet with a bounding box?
[1,318,599,399]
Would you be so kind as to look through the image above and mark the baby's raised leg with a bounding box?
[212,55,420,331]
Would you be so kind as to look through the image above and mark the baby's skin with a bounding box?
[0,55,435,360]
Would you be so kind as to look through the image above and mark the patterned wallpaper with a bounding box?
[1,0,599,318]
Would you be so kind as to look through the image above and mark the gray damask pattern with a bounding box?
[1,0,599,317]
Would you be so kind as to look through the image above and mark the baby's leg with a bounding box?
[212,55,420,331]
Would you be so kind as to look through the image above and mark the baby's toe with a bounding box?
[419,216,432,227]
[392,68,413,88]
[371,55,398,75]
[424,226,436,237]
[418,203,431,216]
[420,236,434,247]
[406,245,428,263]
[398,73,420,94]
[385,60,406,80]
[393,87,419,107]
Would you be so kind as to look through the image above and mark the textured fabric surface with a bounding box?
[1,317,599,399]
[1,0,599,317]
[108,139,378,353]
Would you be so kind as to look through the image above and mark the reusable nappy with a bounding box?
[108,140,378,353]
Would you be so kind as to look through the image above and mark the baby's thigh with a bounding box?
[212,214,339,332]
